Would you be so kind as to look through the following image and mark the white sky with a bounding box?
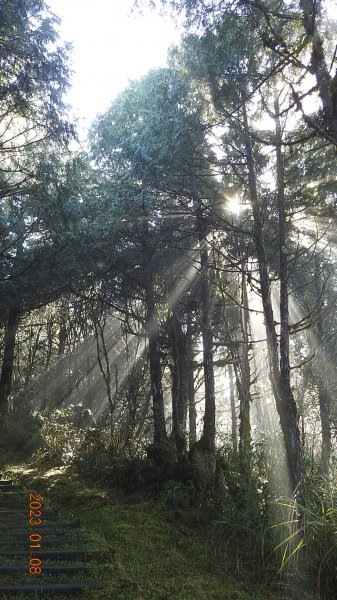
[49,0,181,138]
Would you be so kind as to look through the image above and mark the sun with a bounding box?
[225,193,245,215]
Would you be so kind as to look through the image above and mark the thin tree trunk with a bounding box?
[317,354,331,473]
[239,270,251,462]
[242,98,303,493]
[58,318,67,356]
[274,93,304,491]
[314,259,331,473]
[142,220,167,446]
[223,298,250,462]
[229,364,238,457]
[93,315,114,440]
[194,195,216,452]
[45,321,54,370]
[170,313,188,458]
[186,307,197,447]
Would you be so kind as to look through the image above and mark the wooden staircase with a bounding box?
[0,478,109,596]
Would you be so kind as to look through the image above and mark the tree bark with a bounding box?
[0,305,20,416]
[239,270,251,463]
[186,307,197,447]
[194,194,216,452]
[57,315,67,356]
[93,314,115,440]
[314,257,331,473]
[229,364,238,457]
[170,313,188,458]
[242,98,303,493]
[274,93,304,491]
[142,220,167,446]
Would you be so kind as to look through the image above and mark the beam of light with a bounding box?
[27,319,123,411]
[24,248,202,439]
[287,292,337,463]
[64,320,148,422]
[291,212,337,265]
[247,284,292,497]
[166,249,200,312]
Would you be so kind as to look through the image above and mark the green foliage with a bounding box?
[272,475,337,597]
[39,406,82,459]
[0,0,71,138]
[0,414,43,454]
[73,428,111,479]
[105,443,178,494]
[205,443,273,577]
[159,479,191,509]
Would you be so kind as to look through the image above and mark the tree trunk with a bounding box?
[229,364,238,457]
[242,98,303,493]
[239,270,251,463]
[317,358,331,474]
[194,194,216,452]
[0,305,20,416]
[274,93,304,492]
[58,316,67,356]
[170,312,188,458]
[314,258,331,473]
[142,220,167,446]
[223,298,250,463]
[186,307,197,447]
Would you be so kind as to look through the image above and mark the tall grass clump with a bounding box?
[272,474,337,598]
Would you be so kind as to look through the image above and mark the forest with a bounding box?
[0,0,337,598]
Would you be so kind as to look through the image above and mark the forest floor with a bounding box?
[0,451,314,600]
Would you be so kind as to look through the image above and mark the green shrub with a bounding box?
[0,415,44,455]
[160,480,190,509]
[37,405,84,462]
[73,428,111,478]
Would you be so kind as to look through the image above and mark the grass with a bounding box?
[0,453,303,600]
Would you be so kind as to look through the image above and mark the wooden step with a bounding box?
[0,478,107,592]
[0,564,94,573]
[0,538,90,548]
[0,496,47,503]
[0,496,28,501]
[0,532,86,541]
[0,489,28,494]
[0,517,75,526]
[0,582,106,592]
[0,508,56,516]
[0,525,81,534]
[0,549,107,559]
[0,503,33,508]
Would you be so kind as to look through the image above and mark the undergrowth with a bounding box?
[1,417,336,599]
[0,452,292,600]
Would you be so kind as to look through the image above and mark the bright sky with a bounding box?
[49,0,181,138]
